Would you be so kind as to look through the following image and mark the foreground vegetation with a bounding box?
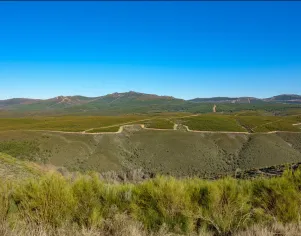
[1,167,301,235]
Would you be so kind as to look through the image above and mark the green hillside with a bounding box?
[1,128,301,177]
[0,152,41,180]
[1,91,301,116]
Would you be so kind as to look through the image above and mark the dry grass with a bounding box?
[235,222,301,236]
[1,220,301,236]
[0,215,178,236]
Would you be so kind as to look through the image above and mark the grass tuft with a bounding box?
[2,168,301,235]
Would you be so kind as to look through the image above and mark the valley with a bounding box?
[2,92,301,235]
[1,110,301,178]
[1,92,301,178]
[2,1,301,234]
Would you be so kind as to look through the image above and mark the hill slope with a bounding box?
[1,128,301,177]
[189,96,262,104]
[0,152,41,180]
[1,92,301,115]
[264,94,301,103]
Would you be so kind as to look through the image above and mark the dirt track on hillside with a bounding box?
[293,123,301,126]
[3,122,301,136]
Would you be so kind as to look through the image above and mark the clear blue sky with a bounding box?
[0,1,300,100]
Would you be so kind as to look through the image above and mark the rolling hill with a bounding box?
[0,98,41,108]
[1,91,301,116]
[188,96,263,104]
[1,127,301,177]
[263,94,301,103]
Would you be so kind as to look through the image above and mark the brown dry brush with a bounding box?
[1,169,301,235]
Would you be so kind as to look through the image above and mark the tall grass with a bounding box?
[1,170,301,235]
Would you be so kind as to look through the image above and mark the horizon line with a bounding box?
[1,91,300,101]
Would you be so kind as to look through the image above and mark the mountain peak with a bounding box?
[265,94,301,102]
[106,91,177,100]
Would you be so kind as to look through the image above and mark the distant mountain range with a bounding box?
[1,91,301,115]
[190,94,301,104]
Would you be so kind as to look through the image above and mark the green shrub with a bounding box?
[2,168,301,235]
[132,176,197,233]
[196,178,252,235]
[252,176,301,223]
[12,174,75,227]
[0,180,11,223]
[71,175,104,227]
[72,173,135,228]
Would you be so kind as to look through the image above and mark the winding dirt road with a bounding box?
[293,123,301,126]
[82,118,157,133]
[3,123,301,135]
[251,119,283,132]
[1,114,300,135]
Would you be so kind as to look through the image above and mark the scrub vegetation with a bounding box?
[0,115,151,132]
[144,118,174,129]
[1,108,301,235]
[1,113,301,133]
[1,163,301,236]
[236,115,301,132]
[176,115,246,132]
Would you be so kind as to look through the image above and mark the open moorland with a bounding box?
[2,0,301,233]
[0,110,301,177]
[1,128,301,177]
[0,111,300,133]
[1,97,301,235]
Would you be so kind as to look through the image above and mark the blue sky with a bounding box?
[0,1,300,99]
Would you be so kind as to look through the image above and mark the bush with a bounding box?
[0,180,11,223]
[196,178,252,235]
[252,175,301,223]
[131,176,199,233]
[2,168,301,235]
[12,174,75,227]
[71,175,104,227]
